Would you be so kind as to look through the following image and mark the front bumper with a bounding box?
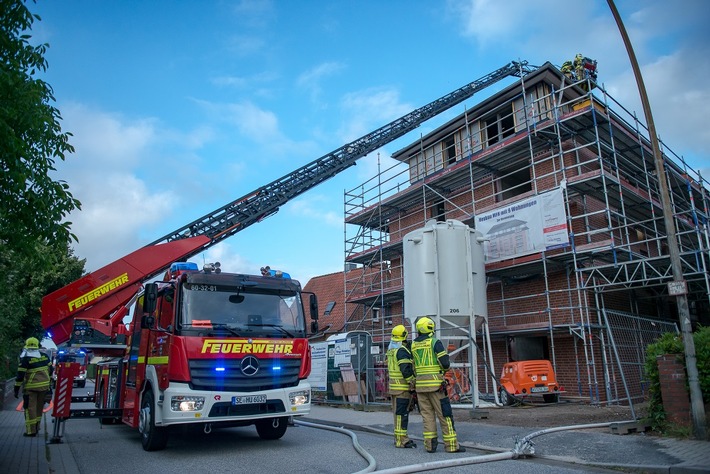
[156,381,311,426]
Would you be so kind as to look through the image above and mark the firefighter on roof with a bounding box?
[386,324,416,448]
[14,337,52,437]
[411,317,466,453]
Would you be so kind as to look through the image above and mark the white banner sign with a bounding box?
[307,342,328,391]
[475,187,569,262]
[333,338,351,366]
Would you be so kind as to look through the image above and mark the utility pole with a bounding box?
[607,0,706,440]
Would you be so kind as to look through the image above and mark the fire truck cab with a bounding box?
[90,262,317,451]
[52,349,89,388]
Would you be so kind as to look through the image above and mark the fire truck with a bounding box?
[52,348,89,388]
[40,60,535,451]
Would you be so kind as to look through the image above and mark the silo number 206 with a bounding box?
[449,309,460,313]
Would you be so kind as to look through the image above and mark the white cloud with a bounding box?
[297,61,346,104]
[201,242,255,275]
[287,195,343,227]
[53,104,205,272]
[338,87,413,142]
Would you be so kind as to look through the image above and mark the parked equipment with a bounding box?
[498,359,564,405]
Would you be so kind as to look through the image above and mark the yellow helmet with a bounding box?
[391,324,408,342]
[416,317,435,335]
[25,337,40,349]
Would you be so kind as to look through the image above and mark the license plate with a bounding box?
[232,394,267,405]
[531,386,549,393]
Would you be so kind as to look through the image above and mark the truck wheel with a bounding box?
[543,393,559,403]
[255,417,288,440]
[139,390,168,451]
[500,388,514,406]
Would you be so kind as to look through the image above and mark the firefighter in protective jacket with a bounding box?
[411,317,465,453]
[386,324,416,448]
[14,337,52,437]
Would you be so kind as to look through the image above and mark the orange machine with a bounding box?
[498,359,563,405]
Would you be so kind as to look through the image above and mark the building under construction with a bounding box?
[340,61,709,406]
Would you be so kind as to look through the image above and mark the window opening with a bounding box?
[498,166,531,202]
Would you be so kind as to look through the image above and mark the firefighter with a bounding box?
[561,60,574,81]
[14,337,52,437]
[386,324,416,448]
[411,317,465,453]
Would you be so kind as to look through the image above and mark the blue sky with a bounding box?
[29,0,709,286]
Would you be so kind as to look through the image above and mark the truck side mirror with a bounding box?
[309,293,318,320]
[311,321,318,334]
[144,283,158,314]
[141,314,155,329]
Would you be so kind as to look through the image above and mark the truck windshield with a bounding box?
[179,283,306,338]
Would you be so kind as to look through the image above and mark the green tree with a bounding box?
[1,0,81,256]
[0,241,85,379]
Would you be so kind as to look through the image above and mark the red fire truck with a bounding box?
[44,256,317,450]
[41,61,535,450]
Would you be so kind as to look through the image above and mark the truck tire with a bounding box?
[139,390,169,451]
[543,393,559,403]
[255,416,288,440]
[500,388,515,406]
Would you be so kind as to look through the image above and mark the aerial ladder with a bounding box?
[41,60,537,350]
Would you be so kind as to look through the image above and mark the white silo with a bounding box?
[403,218,490,408]
[403,219,487,331]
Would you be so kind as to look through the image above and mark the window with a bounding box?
[372,307,380,322]
[430,201,446,222]
[498,166,531,202]
[483,105,516,147]
[445,137,456,165]
[324,301,336,316]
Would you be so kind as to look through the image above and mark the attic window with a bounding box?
[324,301,336,316]
[372,307,380,322]
[445,137,456,165]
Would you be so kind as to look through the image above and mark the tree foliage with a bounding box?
[0,241,85,379]
[1,1,85,379]
[1,0,81,255]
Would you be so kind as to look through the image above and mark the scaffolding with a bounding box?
[342,64,709,408]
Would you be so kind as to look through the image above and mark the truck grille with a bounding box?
[188,357,301,392]
[208,400,286,417]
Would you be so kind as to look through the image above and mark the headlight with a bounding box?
[171,395,205,412]
[289,390,310,406]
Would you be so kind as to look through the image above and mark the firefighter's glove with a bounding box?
[439,379,449,394]
[13,386,20,398]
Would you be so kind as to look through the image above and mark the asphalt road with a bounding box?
[59,385,616,474]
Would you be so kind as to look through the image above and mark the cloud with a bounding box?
[52,104,208,272]
[287,195,343,227]
[201,241,255,275]
[607,48,710,165]
[297,61,346,104]
[338,87,413,141]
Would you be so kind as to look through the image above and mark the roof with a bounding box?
[303,271,348,340]
[391,62,575,161]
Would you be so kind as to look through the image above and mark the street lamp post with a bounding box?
[607,0,706,440]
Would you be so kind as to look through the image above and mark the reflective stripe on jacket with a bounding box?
[387,345,414,392]
[411,335,446,392]
[15,350,51,392]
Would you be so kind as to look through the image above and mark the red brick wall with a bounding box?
[656,354,691,426]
